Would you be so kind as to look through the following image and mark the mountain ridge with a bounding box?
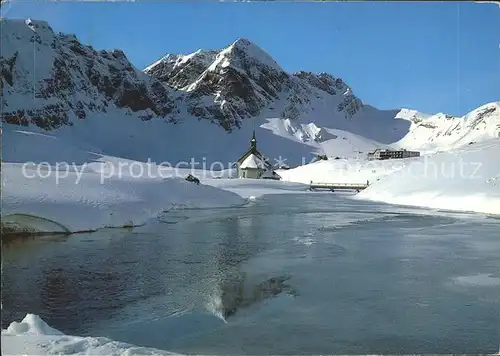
[1,18,499,165]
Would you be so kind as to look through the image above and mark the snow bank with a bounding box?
[2,162,245,233]
[277,139,500,215]
[356,140,500,215]
[1,127,315,234]
[1,126,247,234]
[5,314,63,336]
[1,314,179,355]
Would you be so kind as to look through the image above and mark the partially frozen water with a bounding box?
[3,194,500,354]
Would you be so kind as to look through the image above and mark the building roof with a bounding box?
[240,153,265,169]
[261,170,281,179]
[236,130,273,169]
[237,146,263,163]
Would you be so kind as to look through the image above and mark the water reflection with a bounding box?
[2,194,500,354]
[220,274,298,319]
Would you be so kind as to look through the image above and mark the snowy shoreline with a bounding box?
[4,145,499,236]
[1,162,311,235]
[279,140,500,216]
[1,314,181,355]
[1,127,315,235]
[2,124,499,236]
[1,162,246,234]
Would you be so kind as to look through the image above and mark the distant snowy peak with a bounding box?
[221,37,283,73]
[396,102,500,152]
[2,18,366,135]
[143,38,282,92]
[395,108,433,123]
[262,118,337,145]
[144,38,282,85]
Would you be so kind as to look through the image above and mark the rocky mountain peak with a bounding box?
[1,18,176,128]
[144,37,364,129]
[3,19,365,133]
[222,37,283,73]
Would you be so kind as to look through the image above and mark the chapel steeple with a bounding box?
[250,130,257,151]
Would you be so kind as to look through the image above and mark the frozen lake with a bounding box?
[3,193,500,354]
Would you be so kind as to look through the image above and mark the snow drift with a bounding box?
[1,128,245,234]
[1,314,179,355]
[356,140,500,215]
[2,162,245,234]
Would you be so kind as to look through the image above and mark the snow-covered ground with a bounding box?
[1,314,179,355]
[1,128,240,234]
[2,162,246,234]
[203,178,309,199]
[277,156,407,185]
[1,127,313,234]
[356,140,500,215]
[279,139,500,215]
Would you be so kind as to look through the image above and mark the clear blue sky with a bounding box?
[2,0,499,116]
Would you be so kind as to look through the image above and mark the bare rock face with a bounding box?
[294,71,340,96]
[144,50,218,90]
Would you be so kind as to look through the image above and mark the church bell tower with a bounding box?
[250,130,257,152]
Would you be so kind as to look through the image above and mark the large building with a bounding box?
[235,131,280,180]
[368,148,420,160]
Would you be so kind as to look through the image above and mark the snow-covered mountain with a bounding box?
[1,18,498,166]
[144,38,366,131]
[394,102,500,153]
[1,19,178,127]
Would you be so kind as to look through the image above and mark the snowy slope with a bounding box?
[2,314,180,355]
[280,139,500,215]
[356,139,500,215]
[394,102,500,153]
[278,156,407,185]
[2,162,245,233]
